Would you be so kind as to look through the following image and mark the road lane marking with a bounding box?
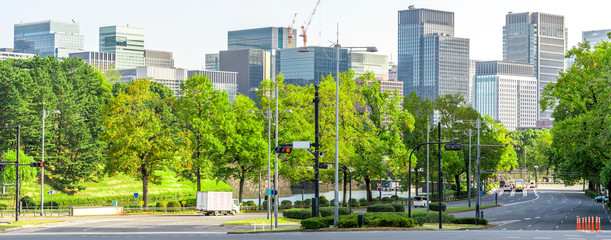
[534,237,551,239]
[523,218,532,220]
[510,189,516,197]
[534,189,538,197]
[498,189,504,196]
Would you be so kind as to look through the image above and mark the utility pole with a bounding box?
[437,122,442,229]
[476,118,481,225]
[312,85,320,217]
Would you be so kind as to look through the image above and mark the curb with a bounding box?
[228,225,497,234]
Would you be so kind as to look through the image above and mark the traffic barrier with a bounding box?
[253,219,266,231]
[577,216,601,232]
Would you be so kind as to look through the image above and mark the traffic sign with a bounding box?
[378,188,382,192]
[266,189,277,195]
[133,193,139,198]
[47,190,56,194]
[163,201,168,205]
[181,201,187,205]
[139,201,144,206]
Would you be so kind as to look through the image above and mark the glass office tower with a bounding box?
[398,7,469,101]
[99,26,145,69]
[14,20,85,58]
[583,29,611,48]
[228,27,297,52]
[503,12,566,120]
[205,53,219,71]
[219,49,270,100]
[276,46,349,86]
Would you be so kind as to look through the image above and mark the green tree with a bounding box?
[174,74,231,191]
[102,79,177,207]
[216,95,266,204]
[0,149,36,183]
[402,91,434,195]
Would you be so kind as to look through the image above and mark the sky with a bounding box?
[1,0,610,70]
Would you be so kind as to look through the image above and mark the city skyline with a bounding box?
[1,0,610,70]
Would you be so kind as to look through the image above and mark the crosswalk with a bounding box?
[493,188,537,198]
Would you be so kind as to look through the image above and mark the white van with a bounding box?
[413,196,428,208]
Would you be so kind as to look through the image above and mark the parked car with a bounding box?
[594,196,608,203]
[413,196,428,208]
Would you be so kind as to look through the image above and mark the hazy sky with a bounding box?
[1,0,610,69]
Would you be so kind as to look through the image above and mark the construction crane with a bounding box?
[300,0,321,47]
[288,13,297,48]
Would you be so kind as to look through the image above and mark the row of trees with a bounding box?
[0,56,526,207]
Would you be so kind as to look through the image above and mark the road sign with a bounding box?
[133,193,139,198]
[293,141,311,149]
[47,190,56,194]
[378,188,382,192]
[139,201,144,206]
[266,189,277,195]
[181,201,186,205]
[163,201,168,205]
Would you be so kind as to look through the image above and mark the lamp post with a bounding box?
[248,87,272,219]
[299,43,377,226]
[41,107,60,216]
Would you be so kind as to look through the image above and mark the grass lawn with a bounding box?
[228,223,489,233]
[0,168,232,207]
[444,204,498,213]
[222,218,301,226]
[417,223,488,230]
[230,226,301,233]
[0,220,65,231]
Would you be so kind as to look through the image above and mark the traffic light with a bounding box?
[275,147,292,154]
[29,162,44,167]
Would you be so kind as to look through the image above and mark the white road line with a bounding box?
[505,191,541,207]
[498,189,504,196]
[523,189,527,197]
[510,189,516,197]
[534,237,551,239]
[534,189,538,197]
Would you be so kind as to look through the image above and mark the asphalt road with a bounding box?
[2,184,610,239]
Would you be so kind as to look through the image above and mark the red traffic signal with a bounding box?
[275,147,292,154]
[29,162,44,167]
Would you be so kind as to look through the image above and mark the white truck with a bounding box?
[195,191,240,216]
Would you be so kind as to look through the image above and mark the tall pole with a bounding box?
[274,79,279,228]
[267,107,271,218]
[426,121,430,212]
[437,122,442,229]
[313,85,320,217]
[468,128,472,207]
[258,170,261,211]
[333,35,340,226]
[41,108,46,216]
[476,118,481,225]
[408,147,414,218]
[16,126,21,221]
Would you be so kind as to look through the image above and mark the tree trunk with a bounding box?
[142,163,149,210]
[196,168,201,191]
[414,170,419,196]
[342,170,347,206]
[238,176,245,207]
[454,174,461,196]
[365,176,372,202]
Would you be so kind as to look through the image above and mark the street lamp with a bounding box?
[41,107,60,216]
[455,118,501,225]
[300,42,377,226]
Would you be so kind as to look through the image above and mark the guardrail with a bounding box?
[0,208,70,217]
[577,216,601,232]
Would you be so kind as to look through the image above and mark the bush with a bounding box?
[429,202,447,212]
[337,216,359,228]
[319,196,329,206]
[413,216,426,226]
[243,200,256,207]
[391,195,399,200]
[44,201,59,208]
[367,204,395,212]
[319,207,333,217]
[369,215,414,228]
[412,212,455,223]
[294,200,305,208]
[167,201,181,211]
[381,197,393,203]
[301,217,326,229]
[304,198,311,208]
[585,189,597,198]
[181,198,196,205]
[20,196,36,208]
[0,203,7,210]
[359,198,368,206]
[321,215,335,227]
[283,208,311,219]
[349,198,359,207]
[390,203,405,212]
[281,200,292,209]
[452,217,488,225]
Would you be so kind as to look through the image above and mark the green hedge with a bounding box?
[283,208,311,219]
[349,198,359,207]
[452,217,488,225]
[390,203,405,212]
[337,216,359,228]
[429,202,447,212]
[412,212,455,223]
[281,200,292,209]
[367,204,395,212]
[359,198,368,206]
[294,200,305,208]
[301,218,326,229]
[370,215,414,228]
[319,196,329,206]
[304,199,311,208]
[381,197,393,203]
[585,189,597,198]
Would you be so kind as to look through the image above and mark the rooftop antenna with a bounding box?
[408,5,415,10]
[72,19,76,23]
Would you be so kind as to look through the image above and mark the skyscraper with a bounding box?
[275,46,349,86]
[187,70,238,102]
[228,27,297,52]
[69,51,116,72]
[583,29,611,48]
[99,26,145,69]
[13,20,85,58]
[503,12,566,120]
[205,53,219,71]
[144,49,174,68]
[398,7,470,101]
[219,49,270,100]
[475,61,537,131]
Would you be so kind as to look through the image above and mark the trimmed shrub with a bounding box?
[452,217,488,225]
[155,202,164,208]
[319,207,333,217]
[294,200,305,208]
[283,208,311,219]
[381,197,393,203]
[321,215,335,227]
[0,203,8,210]
[349,198,359,207]
[367,204,395,212]
[390,195,399,200]
[182,198,196,205]
[20,196,36,208]
[319,196,329,206]
[44,201,59,208]
[281,200,292,209]
[390,203,405,212]
[369,215,414,228]
[429,202,447,212]
[301,218,326,229]
[585,190,597,198]
[243,201,256,207]
[304,198,311,208]
[167,201,181,212]
[337,216,359,228]
[413,216,426,226]
[412,212,455,223]
[359,198,368,206]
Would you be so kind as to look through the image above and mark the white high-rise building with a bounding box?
[100,26,145,69]
[475,61,538,131]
